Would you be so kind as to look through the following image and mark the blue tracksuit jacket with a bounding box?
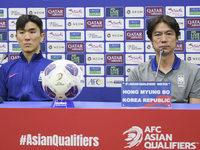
[0,52,53,101]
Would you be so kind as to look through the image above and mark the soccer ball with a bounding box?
[42,60,84,100]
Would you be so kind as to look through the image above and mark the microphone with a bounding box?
[155,49,164,81]
[0,53,8,65]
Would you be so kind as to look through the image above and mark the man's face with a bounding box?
[15,21,44,54]
[150,22,178,55]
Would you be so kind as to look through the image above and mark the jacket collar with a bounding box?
[20,52,43,62]
[152,54,180,71]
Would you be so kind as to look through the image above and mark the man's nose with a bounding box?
[24,32,30,40]
[161,34,167,42]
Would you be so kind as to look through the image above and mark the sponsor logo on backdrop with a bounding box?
[47,19,65,29]
[27,8,45,18]
[40,43,46,53]
[0,31,7,41]
[125,65,137,76]
[86,77,104,87]
[9,20,16,29]
[179,30,184,41]
[66,19,84,29]
[105,19,124,29]
[105,7,124,17]
[186,6,200,17]
[0,42,7,52]
[86,42,104,52]
[86,54,104,64]
[47,8,65,18]
[174,42,184,52]
[106,65,124,76]
[86,7,104,18]
[106,54,124,64]
[86,31,104,41]
[8,8,26,18]
[145,54,156,61]
[175,18,184,29]
[47,31,65,41]
[145,42,154,52]
[123,126,199,149]
[47,54,65,61]
[186,42,200,52]
[106,77,124,87]
[9,31,16,41]
[165,6,184,17]
[47,42,65,52]
[126,54,144,64]
[9,43,21,52]
[86,65,104,76]
[86,19,104,29]
[186,30,200,41]
[67,42,84,52]
[125,42,144,52]
[105,31,124,41]
[67,31,84,41]
[126,31,144,41]
[125,7,144,17]
[186,54,200,64]
[9,54,20,61]
[0,9,7,18]
[66,54,84,64]
[186,18,200,28]
[125,19,144,29]
[145,7,164,17]
[0,20,7,29]
[66,8,84,18]
[106,42,124,52]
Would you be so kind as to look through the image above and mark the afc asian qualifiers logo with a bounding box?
[123,126,143,148]
[123,126,199,149]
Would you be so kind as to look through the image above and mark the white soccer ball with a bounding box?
[42,60,84,100]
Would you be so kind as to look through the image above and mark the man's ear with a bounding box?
[40,32,45,42]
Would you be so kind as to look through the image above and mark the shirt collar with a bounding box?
[151,54,180,71]
[20,51,43,62]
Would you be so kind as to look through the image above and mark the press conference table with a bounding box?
[0,101,200,150]
[0,101,200,109]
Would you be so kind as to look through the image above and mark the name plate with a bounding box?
[121,82,171,108]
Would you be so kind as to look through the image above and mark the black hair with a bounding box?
[147,15,180,41]
[16,14,43,33]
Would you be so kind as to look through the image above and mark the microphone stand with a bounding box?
[155,50,164,81]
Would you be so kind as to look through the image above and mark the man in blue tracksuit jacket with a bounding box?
[0,14,53,101]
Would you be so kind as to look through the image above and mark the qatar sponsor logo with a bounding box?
[67,42,84,52]
[86,19,104,29]
[106,54,124,64]
[186,18,200,28]
[174,42,184,52]
[126,31,144,41]
[145,7,164,17]
[0,20,7,29]
[47,8,64,18]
